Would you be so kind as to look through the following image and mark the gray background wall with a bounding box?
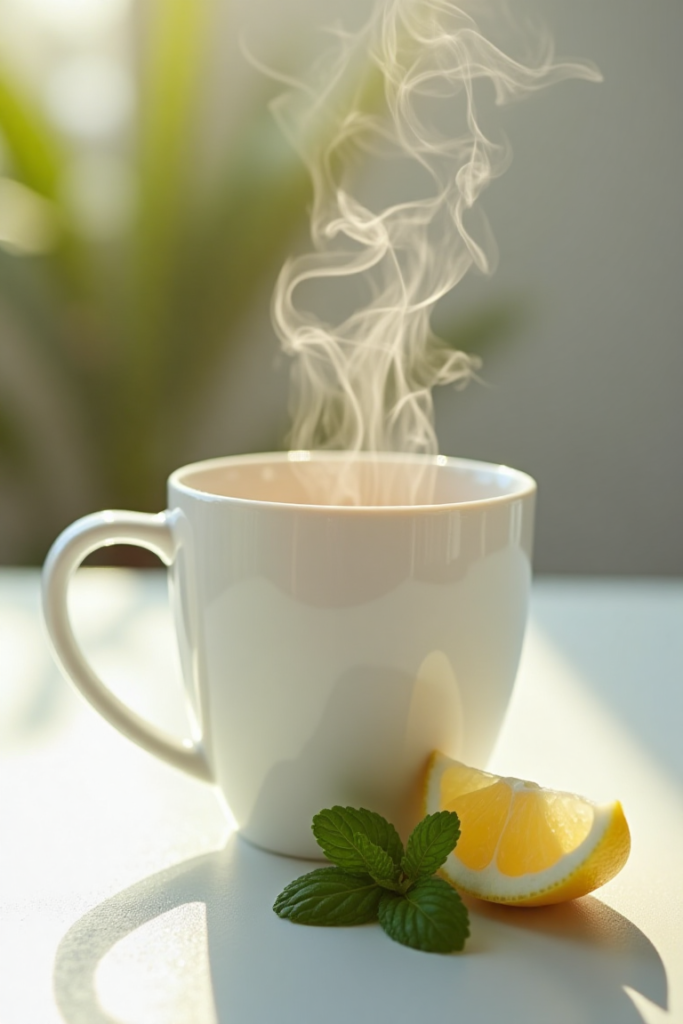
[1,0,682,574]
[434,0,683,574]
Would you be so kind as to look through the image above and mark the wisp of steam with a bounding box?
[266,0,599,463]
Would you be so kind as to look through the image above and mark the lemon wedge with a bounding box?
[424,752,631,906]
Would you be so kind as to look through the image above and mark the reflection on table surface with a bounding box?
[1,569,681,1024]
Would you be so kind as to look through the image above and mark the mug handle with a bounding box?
[42,509,212,783]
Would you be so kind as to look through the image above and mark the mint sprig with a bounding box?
[273,807,469,953]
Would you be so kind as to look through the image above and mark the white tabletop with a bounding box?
[1,569,681,1024]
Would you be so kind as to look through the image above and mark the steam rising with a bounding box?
[269,0,600,456]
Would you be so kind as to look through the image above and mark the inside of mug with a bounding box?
[176,454,532,507]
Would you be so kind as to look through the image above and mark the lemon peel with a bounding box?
[424,752,631,907]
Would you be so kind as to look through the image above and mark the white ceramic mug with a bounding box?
[42,451,535,858]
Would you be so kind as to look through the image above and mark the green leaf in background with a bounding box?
[132,0,210,349]
[117,0,212,502]
[401,811,461,882]
[273,867,382,926]
[378,877,470,953]
[312,806,405,872]
[0,64,95,296]
[0,71,63,199]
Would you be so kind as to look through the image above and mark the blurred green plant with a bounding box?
[0,0,520,564]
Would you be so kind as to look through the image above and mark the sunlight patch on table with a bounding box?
[490,620,683,1024]
[96,901,217,1024]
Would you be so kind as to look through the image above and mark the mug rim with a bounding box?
[168,451,536,513]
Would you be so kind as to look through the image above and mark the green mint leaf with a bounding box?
[401,810,461,881]
[312,806,404,871]
[378,877,470,953]
[352,832,402,889]
[273,867,382,925]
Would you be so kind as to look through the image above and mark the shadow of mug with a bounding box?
[54,833,667,1024]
